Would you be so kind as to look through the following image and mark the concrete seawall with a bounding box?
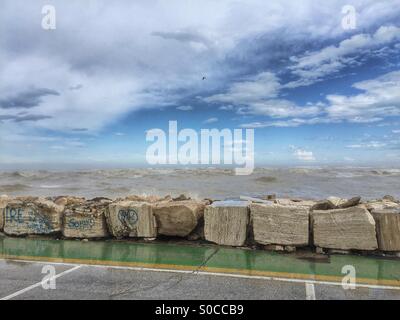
[1,194,399,257]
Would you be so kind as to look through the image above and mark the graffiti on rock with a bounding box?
[5,207,53,233]
[118,209,138,229]
[5,207,24,224]
[67,218,95,230]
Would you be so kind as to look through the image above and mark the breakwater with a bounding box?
[0,194,399,256]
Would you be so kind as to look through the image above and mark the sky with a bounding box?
[0,0,400,169]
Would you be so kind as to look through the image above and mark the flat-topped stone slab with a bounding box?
[250,203,309,246]
[312,206,378,251]
[153,200,205,237]
[371,208,400,252]
[0,195,11,232]
[365,199,400,212]
[63,200,110,239]
[4,198,63,236]
[204,201,249,246]
[106,201,157,239]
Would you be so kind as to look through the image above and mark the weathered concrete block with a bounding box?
[0,195,11,231]
[4,198,63,236]
[365,199,400,212]
[275,198,316,208]
[153,200,205,237]
[204,201,249,246]
[106,201,157,238]
[371,209,400,252]
[250,203,309,246]
[312,207,378,251]
[63,200,110,239]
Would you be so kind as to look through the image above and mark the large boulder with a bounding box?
[106,201,157,238]
[311,197,361,211]
[312,206,378,251]
[121,195,172,203]
[54,196,86,207]
[327,196,361,209]
[4,198,63,236]
[311,200,335,211]
[365,199,400,212]
[204,201,249,246]
[371,209,400,252]
[0,195,11,231]
[382,195,398,202]
[62,199,110,239]
[275,198,316,208]
[250,203,309,246]
[153,200,205,237]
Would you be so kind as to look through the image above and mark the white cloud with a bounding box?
[286,25,400,88]
[203,117,218,124]
[205,72,322,118]
[346,142,387,149]
[240,117,334,128]
[240,70,400,128]
[238,100,321,118]
[205,72,280,104]
[293,149,316,161]
[219,105,234,111]
[176,105,194,111]
[326,70,400,121]
[0,0,399,149]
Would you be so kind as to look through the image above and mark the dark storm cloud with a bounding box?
[0,88,60,109]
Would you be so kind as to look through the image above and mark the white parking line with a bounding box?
[305,283,316,300]
[0,265,81,300]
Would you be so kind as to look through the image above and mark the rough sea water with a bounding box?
[0,167,399,201]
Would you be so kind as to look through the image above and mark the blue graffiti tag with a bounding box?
[67,218,95,230]
[5,207,24,224]
[5,207,53,233]
[118,209,138,228]
[27,210,52,233]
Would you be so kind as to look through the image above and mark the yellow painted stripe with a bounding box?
[2,254,400,288]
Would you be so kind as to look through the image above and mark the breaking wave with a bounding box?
[0,183,31,192]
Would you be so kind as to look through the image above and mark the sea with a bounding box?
[0,167,399,201]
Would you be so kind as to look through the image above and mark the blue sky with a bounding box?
[0,0,400,169]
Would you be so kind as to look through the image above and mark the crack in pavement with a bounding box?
[108,247,220,298]
[164,247,220,291]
